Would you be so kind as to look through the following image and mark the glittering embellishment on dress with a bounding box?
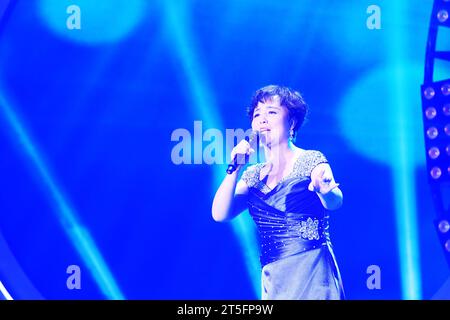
[241,163,265,188]
[241,150,328,192]
[297,217,320,240]
[289,150,328,180]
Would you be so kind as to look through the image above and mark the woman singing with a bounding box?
[212,85,345,300]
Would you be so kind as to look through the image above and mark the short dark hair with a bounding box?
[247,85,308,138]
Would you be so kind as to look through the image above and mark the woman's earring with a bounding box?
[289,128,294,140]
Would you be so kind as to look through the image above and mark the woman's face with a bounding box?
[251,95,291,147]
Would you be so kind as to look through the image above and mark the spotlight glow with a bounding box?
[38,0,147,44]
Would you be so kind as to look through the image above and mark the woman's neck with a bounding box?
[264,140,297,168]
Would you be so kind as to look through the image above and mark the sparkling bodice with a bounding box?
[241,150,331,266]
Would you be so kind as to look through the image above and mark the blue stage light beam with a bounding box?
[0,93,125,300]
[387,1,423,300]
[338,2,424,300]
[159,1,261,298]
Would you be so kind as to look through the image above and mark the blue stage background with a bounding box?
[0,0,449,299]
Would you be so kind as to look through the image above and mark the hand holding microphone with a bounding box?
[226,131,257,174]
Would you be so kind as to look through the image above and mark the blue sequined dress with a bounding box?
[241,150,345,300]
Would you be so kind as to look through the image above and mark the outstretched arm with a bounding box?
[308,163,343,210]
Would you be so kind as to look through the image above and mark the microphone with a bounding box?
[226,130,258,174]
